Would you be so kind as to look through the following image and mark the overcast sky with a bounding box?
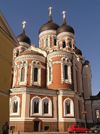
[1,0,100,95]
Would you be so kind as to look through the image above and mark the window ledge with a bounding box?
[10,113,20,116]
[64,114,74,117]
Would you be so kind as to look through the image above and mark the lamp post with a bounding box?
[81,111,87,128]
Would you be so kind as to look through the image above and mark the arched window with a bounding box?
[16,50,19,57]
[34,68,38,82]
[63,98,74,117]
[54,39,56,46]
[13,101,18,113]
[10,96,21,116]
[69,41,72,48]
[31,96,41,115]
[44,102,48,114]
[64,65,68,79]
[66,100,70,114]
[34,101,39,113]
[62,41,66,48]
[42,97,52,116]
[21,67,25,81]
[46,39,48,47]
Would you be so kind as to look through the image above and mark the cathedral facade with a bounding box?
[9,9,93,132]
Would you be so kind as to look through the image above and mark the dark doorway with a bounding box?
[34,121,39,131]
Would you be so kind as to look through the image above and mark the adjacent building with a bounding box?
[0,11,18,134]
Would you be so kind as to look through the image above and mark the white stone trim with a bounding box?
[18,60,28,86]
[47,51,72,60]
[10,87,57,96]
[15,55,45,63]
[12,63,17,88]
[61,57,72,84]
[19,42,30,48]
[47,59,53,86]
[10,117,57,122]
[57,32,75,39]
[42,97,52,116]
[10,96,21,116]
[59,118,76,122]
[39,30,56,38]
[30,60,41,86]
[63,97,74,117]
[30,96,42,116]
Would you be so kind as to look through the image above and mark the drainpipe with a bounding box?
[57,90,59,132]
[72,54,74,91]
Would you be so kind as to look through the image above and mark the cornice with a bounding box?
[10,87,57,96]
[47,51,72,60]
[58,89,75,97]
[14,55,45,63]
[57,32,75,39]
[39,30,56,38]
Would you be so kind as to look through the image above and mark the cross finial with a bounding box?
[22,21,26,29]
[62,11,66,19]
[48,7,53,16]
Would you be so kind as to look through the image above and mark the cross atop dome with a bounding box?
[48,7,53,16]
[22,21,26,30]
[62,11,66,19]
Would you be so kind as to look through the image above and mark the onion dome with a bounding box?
[39,7,59,34]
[57,11,74,35]
[75,47,82,56]
[17,21,31,45]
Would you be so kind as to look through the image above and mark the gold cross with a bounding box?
[22,21,26,29]
[62,11,66,19]
[48,7,53,16]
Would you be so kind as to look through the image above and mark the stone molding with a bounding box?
[15,55,45,63]
[57,32,75,39]
[39,30,56,38]
[10,87,57,96]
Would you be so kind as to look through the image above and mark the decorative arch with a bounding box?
[42,97,52,116]
[10,96,21,116]
[63,97,74,117]
[18,60,28,86]
[30,60,41,86]
[30,96,42,116]
[61,57,72,84]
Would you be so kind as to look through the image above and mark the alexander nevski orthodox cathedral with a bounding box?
[9,7,93,132]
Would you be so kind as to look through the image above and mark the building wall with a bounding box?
[0,12,17,134]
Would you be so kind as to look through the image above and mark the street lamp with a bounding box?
[81,111,87,128]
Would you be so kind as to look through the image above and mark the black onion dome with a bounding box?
[39,16,59,34]
[17,30,31,45]
[75,48,82,56]
[57,19,74,35]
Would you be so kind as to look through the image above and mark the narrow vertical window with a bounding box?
[62,41,66,48]
[64,65,68,79]
[44,102,48,114]
[66,101,70,114]
[49,67,51,82]
[54,39,56,46]
[16,50,19,57]
[34,68,38,82]
[21,67,25,81]
[46,39,48,47]
[34,101,39,113]
[13,101,18,113]
[69,41,72,48]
